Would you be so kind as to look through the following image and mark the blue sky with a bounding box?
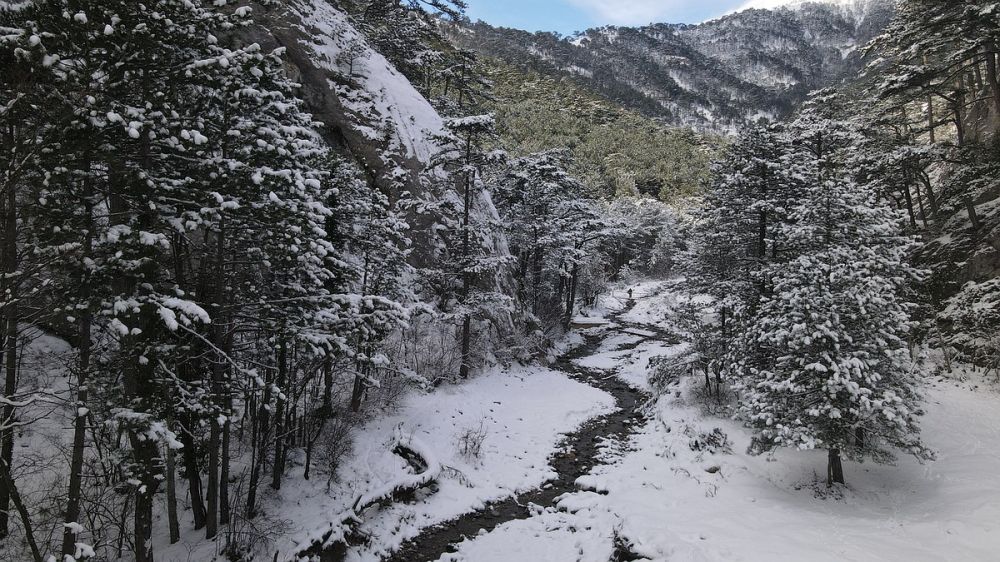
[464,0,770,35]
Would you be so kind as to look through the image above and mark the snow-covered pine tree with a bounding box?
[0,4,81,552]
[681,123,797,393]
[433,113,510,378]
[494,149,589,324]
[738,97,933,486]
[65,3,248,558]
[869,0,1000,146]
[602,196,680,279]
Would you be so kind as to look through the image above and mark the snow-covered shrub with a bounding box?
[320,417,357,488]
[221,509,291,562]
[685,427,732,455]
[941,279,1000,380]
[455,419,489,460]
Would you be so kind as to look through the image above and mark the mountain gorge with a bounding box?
[451,0,894,130]
[2,1,1000,561]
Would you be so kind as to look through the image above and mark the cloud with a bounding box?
[564,0,698,25]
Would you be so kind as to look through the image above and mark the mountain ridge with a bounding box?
[451,0,894,131]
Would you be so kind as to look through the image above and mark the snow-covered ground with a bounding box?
[438,280,1000,562]
[158,363,615,561]
[151,280,1000,561]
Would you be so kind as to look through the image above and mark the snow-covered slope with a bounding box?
[452,0,894,131]
[250,0,445,192]
[281,0,445,165]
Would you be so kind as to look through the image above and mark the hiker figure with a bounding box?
[627,287,633,300]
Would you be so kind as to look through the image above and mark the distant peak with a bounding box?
[736,0,884,10]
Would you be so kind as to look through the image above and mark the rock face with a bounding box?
[451,0,893,132]
[250,0,445,199]
[248,0,506,267]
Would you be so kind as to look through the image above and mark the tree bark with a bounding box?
[0,172,17,539]
[986,43,1000,116]
[902,184,917,230]
[271,337,288,490]
[179,416,206,529]
[827,448,845,486]
[166,442,180,544]
[206,411,219,539]
[459,163,473,380]
[62,166,94,557]
[246,354,272,518]
[563,262,579,330]
[927,95,936,143]
[965,197,981,231]
[0,460,42,562]
[220,390,231,526]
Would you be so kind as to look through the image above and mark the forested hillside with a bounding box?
[484,60,717,201]
[450,0,894,130]
[0,1,998,561]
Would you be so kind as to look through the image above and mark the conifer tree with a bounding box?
[737,97,933,485]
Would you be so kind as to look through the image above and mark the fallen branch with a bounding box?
[293,425,441,561]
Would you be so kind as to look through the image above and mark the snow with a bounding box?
[438,508,615,562]
[436,281,1000,562]
[289,0,446,165]
[159,363,615,561]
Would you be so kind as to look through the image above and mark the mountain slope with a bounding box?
[451,0,893,131]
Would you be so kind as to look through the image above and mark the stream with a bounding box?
[381,299,677,562]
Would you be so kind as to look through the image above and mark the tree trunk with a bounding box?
[303,416,327,481]
[459,163,473,380]
[563,262,579,330]
[986,43,1000,116]
[246,356,272,518]
[62,170,94,557]
[913,180,929,228]
[921,176,940,220]
[322,355,333,413]
[270,337,288,490]
[965,197,981,231]
[902,184,917,230]
[954,79,966,146]
[179,416,206,529]
[123,314,163,562]
[531,236,542,316]
[133,474,156,562]
[827,448,845,486]
[349,366,365,413]
[0,175,17,539]
[0,460,42,562]
[459,315,472,379]
[166,443,180,544]
[220,397,231,526]
[926,93,936,143]
[206,413,219,539]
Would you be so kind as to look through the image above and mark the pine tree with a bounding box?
[681,123,797,391]
[737,99,933,485]
[494,149,586,323]
[433,114,510,378]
